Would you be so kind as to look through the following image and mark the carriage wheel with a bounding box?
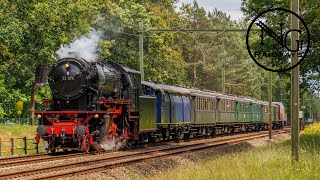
[184,133,190,142]
[211,129,216,138]
[174,131,181,143]
[50,148,56,155]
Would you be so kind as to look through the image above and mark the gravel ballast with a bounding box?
[62,132,291,180]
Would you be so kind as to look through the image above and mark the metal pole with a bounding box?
[310,95,313,121]
[301,93,305,130]
[30,82,36,125]
[139,23,144,81]
[222,63,225,93]
[268,71,272,139]
[291,0,299,162]
[193,45,197,87]
[147,29,253,33]
[318,80,320,121]
[260,80,262,100]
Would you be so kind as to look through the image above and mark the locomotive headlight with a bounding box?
[64,63,70,69]
[37,114,42,119]
[94,114,99,119]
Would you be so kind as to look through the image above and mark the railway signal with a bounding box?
[16,100,23,116]
[16,100,23,111]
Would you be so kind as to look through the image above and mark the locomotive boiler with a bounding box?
[35,57,141,153]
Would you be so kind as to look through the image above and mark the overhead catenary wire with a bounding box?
[78,3,251,39]
[99,23,248,39]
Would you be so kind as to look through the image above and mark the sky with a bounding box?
[175,0,244,21]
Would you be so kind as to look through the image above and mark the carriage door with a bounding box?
[156,91,162,123]
[235,102,239,122]
[216,98,221,123]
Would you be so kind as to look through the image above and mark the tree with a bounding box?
[0,0,93,117]
[241,0,320,90]
[177,2,262,97]
[241,0,320,118]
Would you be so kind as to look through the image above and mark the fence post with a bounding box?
[36,141,39,154]
[11,138,14,155]
[24,137,27,154]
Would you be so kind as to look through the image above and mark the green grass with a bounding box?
[0,125,43,156]
[153,123,320,180]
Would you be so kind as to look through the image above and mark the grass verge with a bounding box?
[153,123,320,180]
[0,125,43,156]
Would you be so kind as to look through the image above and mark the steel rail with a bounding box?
[0,152,94,168]
[0,153,49,162]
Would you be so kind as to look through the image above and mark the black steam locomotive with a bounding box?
[35,57,141,152]
[35,57,286,153]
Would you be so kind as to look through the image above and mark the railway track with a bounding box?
[0,152,94,168]
[0,127,289,168]
[0,152,49,163]
[0,129,290,179]
[0,128,290,168]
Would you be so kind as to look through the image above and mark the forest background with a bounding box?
[0,0,319,121]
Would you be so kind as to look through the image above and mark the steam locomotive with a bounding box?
[35,57,287,153]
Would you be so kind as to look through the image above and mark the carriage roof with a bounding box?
[141,81,190,94]
[141,81,274,106]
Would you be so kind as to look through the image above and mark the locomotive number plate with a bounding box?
[62,76,74,80]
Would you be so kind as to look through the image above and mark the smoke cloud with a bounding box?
[99,137,126,151]
[56,29,102,62]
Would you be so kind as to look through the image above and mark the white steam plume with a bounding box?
[100,137,126,151]
[56,29,102,62]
